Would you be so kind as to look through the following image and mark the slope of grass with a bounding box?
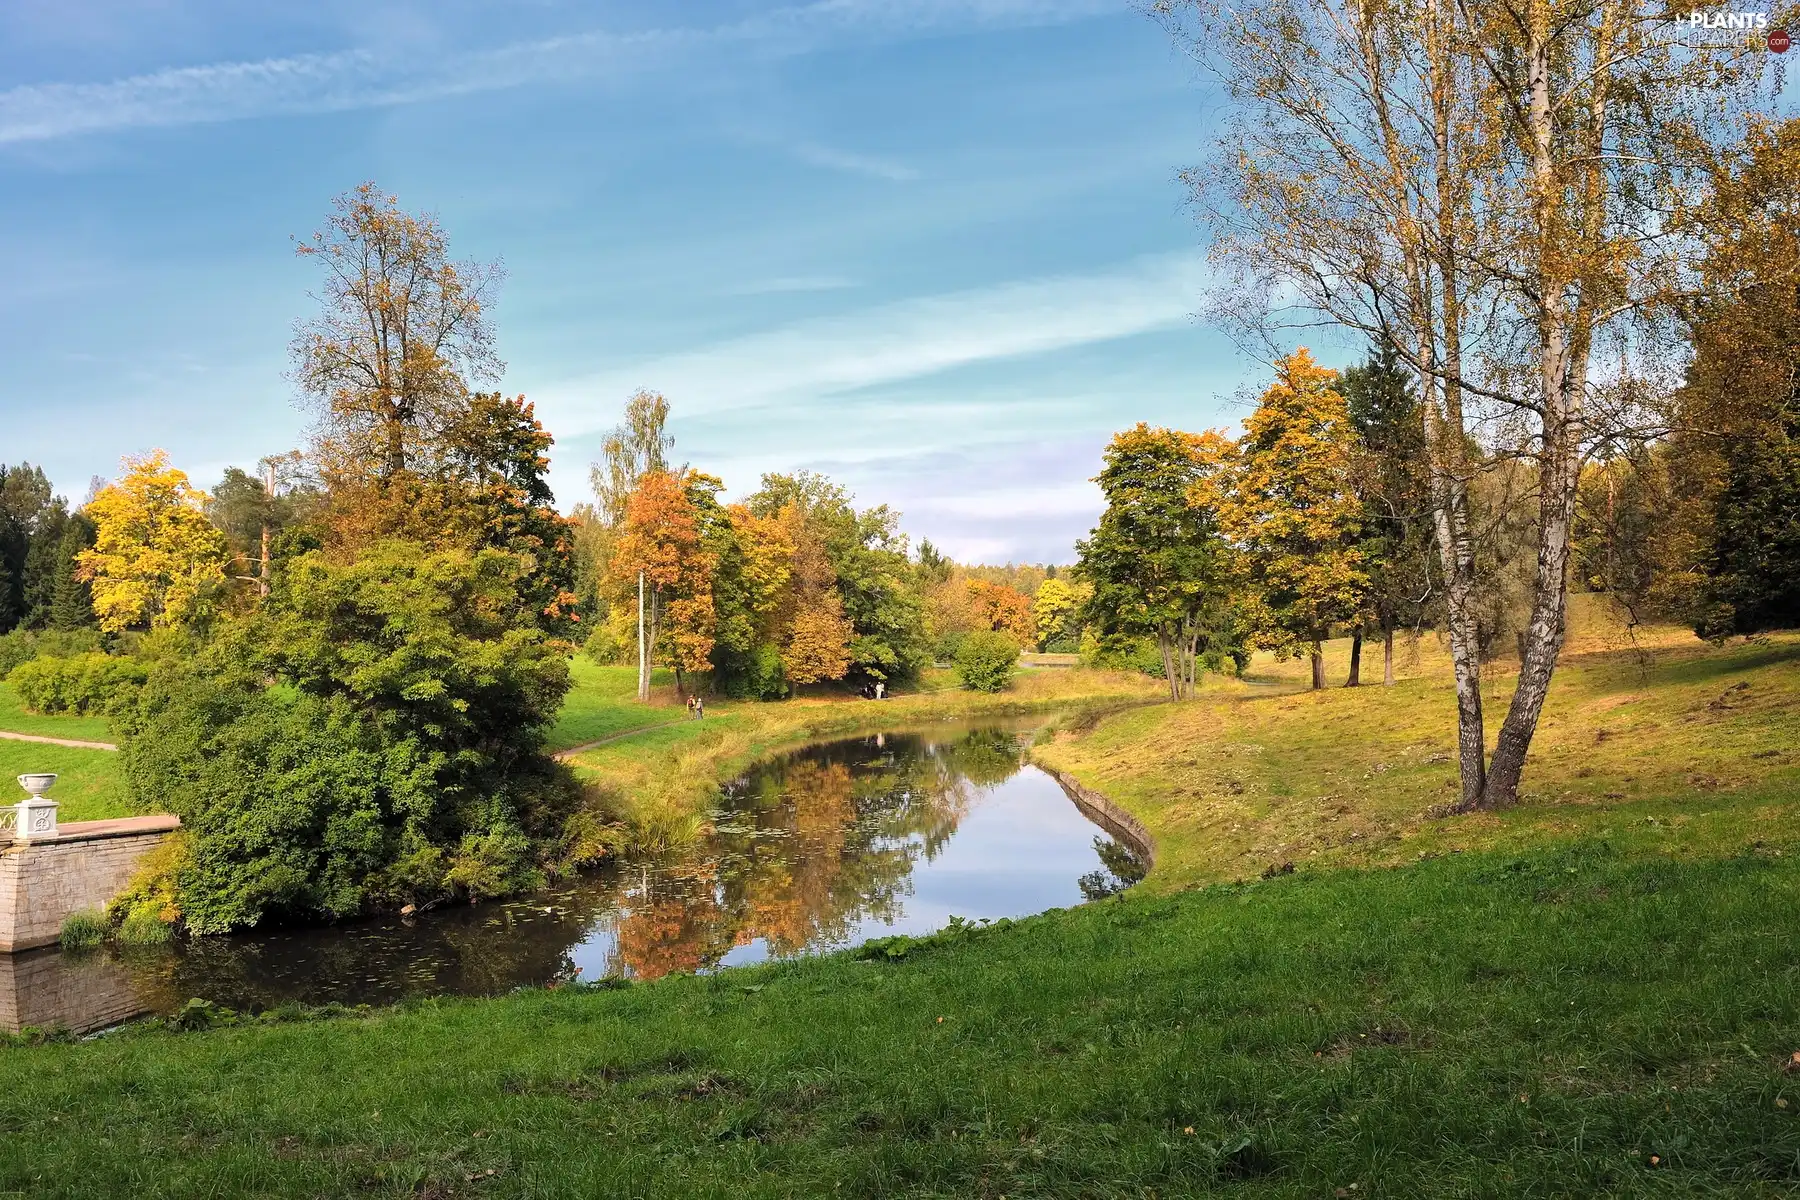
[0,681,114,742]
[545,661,682,751]
[1033,610,1800,890]
[2,844,1798,1197]
[0,740,136,823]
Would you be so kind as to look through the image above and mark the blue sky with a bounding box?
[0,0,1265,564]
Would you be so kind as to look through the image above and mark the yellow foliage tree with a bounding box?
[1221,350,1369,690]
[78,451,229,632]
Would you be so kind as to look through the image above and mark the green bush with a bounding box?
[7,652,149,714]
[582,625,624,665]
[954,631,1021,693]
[115,541,580,933]
[717,642,788,700]
[116,902,174,946]
[0,628,105,676]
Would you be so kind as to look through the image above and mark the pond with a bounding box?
[1,722,1148,1034]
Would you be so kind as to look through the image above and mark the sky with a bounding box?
[0,0,1267,564]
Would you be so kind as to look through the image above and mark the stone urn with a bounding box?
[15,774,58,842]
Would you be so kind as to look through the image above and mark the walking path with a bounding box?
[552,718,691,761]
[0,730,117,751]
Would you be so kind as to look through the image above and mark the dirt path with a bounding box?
[552,718,692,761]
[0,729,118,751]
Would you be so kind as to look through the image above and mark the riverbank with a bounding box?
[1030,618,1800,890]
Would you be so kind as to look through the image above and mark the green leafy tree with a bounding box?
[1076,424,1236,700]
[1341,340,1436,685]
[118,540,576,932]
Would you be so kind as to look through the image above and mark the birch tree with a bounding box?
[1153,0,1771,806]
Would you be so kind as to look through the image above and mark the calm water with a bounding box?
[5,723,1145,1033]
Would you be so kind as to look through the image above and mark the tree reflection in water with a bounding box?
[99,722,1133,1022]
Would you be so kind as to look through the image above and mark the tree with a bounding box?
[117,540,575,932]
[291,183,503,481]
[0,463,54,632]
[1341,341,1436,685]
[1076,424,1235,700]
[1156,0,1764,806]
[1225,351,1369,690]
[607,470,717,699]
[954,630,1021,693]
[78,451,229,633]
[1032,576,1088,651]
[747,472,928,685]
[590,390,674,528]
[966,580,1037,648]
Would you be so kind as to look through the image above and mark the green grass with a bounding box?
[0,740,133,823]
[0,681,113,742]
[1,843,1798,1196]
[545,660,681,751]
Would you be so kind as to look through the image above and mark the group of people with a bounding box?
[860,680,887,701]
[685,694,706,720]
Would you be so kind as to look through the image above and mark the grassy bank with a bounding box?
[564,666,1163,849]
[2,842,1798,1196]
[1032,609,1800,890]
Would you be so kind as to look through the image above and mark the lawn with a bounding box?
[1033,600,1800,890]
[545,660,682,752]
[0,843,1796,1196]
[0,681,113,743]
[0,740,135,823]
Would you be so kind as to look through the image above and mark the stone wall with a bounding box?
[0,817,180,953]
[1039,765,1157,872]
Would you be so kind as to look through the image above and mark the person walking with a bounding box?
[695,695,705,720]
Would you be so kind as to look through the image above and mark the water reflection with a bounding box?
[9,723,1146,1032]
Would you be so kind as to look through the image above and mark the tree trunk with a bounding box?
[1480,10,1593,810]
[1346,630,1363,687]
[1309,641,1324,690]
[1157,633,1179,702]
[1382,625,1395,686]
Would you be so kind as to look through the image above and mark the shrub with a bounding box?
[59,909,107,951]
[8,652,149,714]
[954,631,1021,693]
[0,628,105,676]
[583,625,625,665]
[116,902,173,946]
[114,541,580,932]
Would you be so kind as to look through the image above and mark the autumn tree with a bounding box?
[1032,576,1088,651]
[1224,351,1369,690]
[747,472,927,685]
[1155,0,1767,806]
[291,183,503,482]
[966,580,1037,648]
[1076,424,1235,700]
[607,470,717,699]
[78,451,229,633]
[590,390,674,528]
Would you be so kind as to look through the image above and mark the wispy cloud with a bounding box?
[792,141,920,181]
[722,274,861,296]
[531,250,1210,437]
[0,0,1118,145]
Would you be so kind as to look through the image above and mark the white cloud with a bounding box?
[0,0,1118,145]
[792,141,920,181]
[530,250,1211,437]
